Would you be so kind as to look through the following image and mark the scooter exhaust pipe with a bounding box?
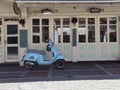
[25,61,35,66]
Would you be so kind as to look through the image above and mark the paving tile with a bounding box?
[24,71,48,77]
[53,70,107,77]
[94,62,120,69]
[0,61,120,82]
[108,69,120,75]
[0,72,23,78]
[53,62,100,70]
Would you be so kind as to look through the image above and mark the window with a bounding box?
[0,18,2,45]
[42,26,49,43]
[100,18,107,42]
[42,19,49,43]
[33,35,40,43]
[33,27,40,33]
[78,18,86,42]
[7,25,18,35]
[100,17,117,43]
[32,19,39,25]
[7,46,18,59]
[63,18,70,43]
[32,18,50,44]
[7,25,18,45]
[109,17,117,42]
[0,18,2,25]
[53,18,61,43]
[88,18,95,42]
[7,37,18,44]
[32,19,40,43]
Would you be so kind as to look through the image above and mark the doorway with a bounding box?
[72,17,97,61]
[4,22,19,62]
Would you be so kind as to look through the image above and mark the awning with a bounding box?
[16,0,120,3]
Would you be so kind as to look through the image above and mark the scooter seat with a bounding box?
[27,49,46,55]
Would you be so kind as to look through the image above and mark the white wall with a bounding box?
[0,2,17,17]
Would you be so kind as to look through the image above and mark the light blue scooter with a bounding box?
[22,40,66,69]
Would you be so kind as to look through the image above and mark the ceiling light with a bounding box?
[42,8,53,14]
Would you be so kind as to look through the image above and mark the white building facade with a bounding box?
[0,0,120,64]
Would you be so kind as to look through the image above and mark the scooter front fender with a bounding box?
[55,54,65,62]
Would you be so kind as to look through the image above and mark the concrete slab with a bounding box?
[53,62,100,70]
[0,61,120,82]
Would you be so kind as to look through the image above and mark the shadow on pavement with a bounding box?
[0,61,120,83]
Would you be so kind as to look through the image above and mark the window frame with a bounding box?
[99,16,118,43]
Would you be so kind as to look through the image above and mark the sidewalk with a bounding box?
[0,61,120,90]
[0,61,120,82]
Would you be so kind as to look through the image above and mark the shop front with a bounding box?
[0,0,120,64]
[29,16,118,62]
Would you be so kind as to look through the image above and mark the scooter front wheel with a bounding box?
[24,61,34,69]
[55,59,65,69]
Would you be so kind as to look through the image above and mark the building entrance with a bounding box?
[5,22,19,62]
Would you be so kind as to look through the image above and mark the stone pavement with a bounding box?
[0,79,120,90]
[0,61,120,90]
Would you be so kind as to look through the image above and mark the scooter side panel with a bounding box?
[23,53,42,62]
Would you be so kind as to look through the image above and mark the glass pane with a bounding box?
[42,26,49,43]
[32,19,39,25]
[100,18,107,24]
[7,37,18,44]
[109,17,116,24]
[0,27,1,34]
[63,18,70,25]
[7,47,18,59]
[7,25,18,35]
[42,19,49,25]
[33,35,40,43]
[7,47,18,54]
[110,32,116,42]
[100,25,107,42]
[72,29,77,46]
[109,25,116,31]
[100,25,107,31]
[54,18,60,25]
[63,26,70,43]
[33,27,40,33]
[0,18,2,25]
[88,26,95,31]
[88,18,95,24]
[0,37,1,45]
[88,26,95,42]
[79,18,85,25]
[78,26,86,42]
[109,25,116,42]
[54,26,61,43]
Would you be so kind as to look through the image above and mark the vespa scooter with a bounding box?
[22,40,66,69]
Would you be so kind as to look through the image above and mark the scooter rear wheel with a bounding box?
[24,61,34,69]
[55,59,65,69]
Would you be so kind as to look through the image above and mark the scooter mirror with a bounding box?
[46,39,49,43]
